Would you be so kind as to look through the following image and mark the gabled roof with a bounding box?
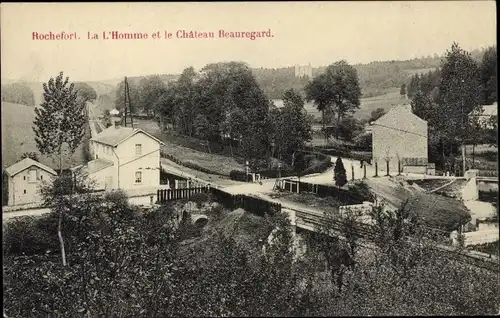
[373,104,427,125]
[90,125,165,147]
[5,157,58,177]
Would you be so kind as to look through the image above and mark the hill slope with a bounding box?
[1,101,87,170]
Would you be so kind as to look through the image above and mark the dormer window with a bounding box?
[135,144,142,156]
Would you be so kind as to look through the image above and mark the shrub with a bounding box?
[349,181,375,202]
[229,170,248,181]
[353,133,372,152]
[3,215,59,256]
[190,192,209,208]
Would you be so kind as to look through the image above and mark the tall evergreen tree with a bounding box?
[437,42,481,172]
[334,157,347,187]
[400,83,406,96]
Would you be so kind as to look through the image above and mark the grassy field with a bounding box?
[354,88,410,120]
[132,119,246,176]
[1,101,87,169]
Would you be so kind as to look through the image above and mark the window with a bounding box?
[135,144,142,156]
[23,189,26,194]
[40,175,43,180]
[135,171,142,184]
[23,176,26,180]
[28,169,37,182]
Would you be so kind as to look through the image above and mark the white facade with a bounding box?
[5,158,57,206]
[372,104,428,169]
[86,125,163,191]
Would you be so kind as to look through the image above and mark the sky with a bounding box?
[1,1,497,83]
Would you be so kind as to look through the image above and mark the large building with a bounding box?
[371,104,428,170]
[4,157,57,206]
[82,123,165,191]
[294,64,313,79]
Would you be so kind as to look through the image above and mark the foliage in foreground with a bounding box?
[3,189,500,317]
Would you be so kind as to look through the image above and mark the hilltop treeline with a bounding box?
[1,83,35,106]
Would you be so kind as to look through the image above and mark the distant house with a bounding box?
[110,109,120,116]
[4,158,57,206]
[474,102,497,129]
[371,104,428,171]
[81,123,165,191]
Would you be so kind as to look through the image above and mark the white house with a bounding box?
[4,158,57,206]
[82,123,165,191]
[372,104,428,171]
[110,109,120,116]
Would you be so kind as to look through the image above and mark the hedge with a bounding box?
[229,170,248,182]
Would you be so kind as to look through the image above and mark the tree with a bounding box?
[334,157,347,187]
[293,151,307,185]
[33,71,87,266]
[73,82,97,102]
[336,116,363,141]
[154,83,177,131]
[102,109,112,128]
[437,42,481,173]
[20,152,39,161]
[2,170,8,206]
[400,83,406,96]
[138,75,167,116]
[173,67,199,136]
[369,108,386,122]
[1,83,35,106]
[114,78,139,114]
[305,60,362,139]
[280,89,312,162]
[486,115,498,148]
[411,88,437,122]
[478,46,497,105]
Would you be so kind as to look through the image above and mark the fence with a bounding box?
[157,186,282,217]
[278,179,369,205]
[210,187,281,217]
[157,186,210,202]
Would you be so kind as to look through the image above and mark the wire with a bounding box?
[370,123,427,138]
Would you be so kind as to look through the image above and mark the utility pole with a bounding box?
[123,77,134,128]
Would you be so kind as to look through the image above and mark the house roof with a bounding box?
[373,104,427,125]
[5,157,58,177]
[90,125,165,147]
[86,158,114,175]
[480,103,497,116]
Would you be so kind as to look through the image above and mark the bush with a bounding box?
[3,215,59,256]
[349,181,375,202]
[229,170,248,181]
[190,192,209,208]
[352,133,372,152]
[301,153,332,175]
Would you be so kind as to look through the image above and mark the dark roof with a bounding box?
[5,157,57,176]
[86,158,114,175]
[90,125,164,147]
